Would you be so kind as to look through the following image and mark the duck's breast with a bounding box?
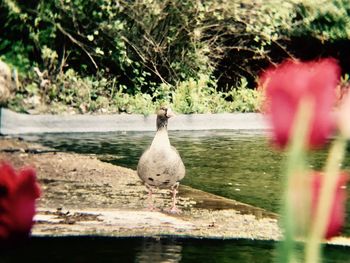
[137,146,185,188]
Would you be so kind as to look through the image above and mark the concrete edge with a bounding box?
[0,108,271,134]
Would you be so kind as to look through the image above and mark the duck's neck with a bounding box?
[151,124,170,149]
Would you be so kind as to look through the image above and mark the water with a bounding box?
[22,131,287,211]
[20,130,346,213]
[1,236,349,263]
[17,130,350,262]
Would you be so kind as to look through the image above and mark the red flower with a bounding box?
[0,162,41,239]
[260,59,340,148]
[311,172,348,239]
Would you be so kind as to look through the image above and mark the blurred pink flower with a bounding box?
[260,59,340,148]
[0,162,41,239]
[311,172,348,239]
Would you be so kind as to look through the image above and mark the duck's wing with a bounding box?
[169,146,186,181]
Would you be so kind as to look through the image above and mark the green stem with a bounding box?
[278,98,313,263]
[305,135,347,263]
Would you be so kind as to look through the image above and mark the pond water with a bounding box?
[1,236,349,263]
[18,130,350,262]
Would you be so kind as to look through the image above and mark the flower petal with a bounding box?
[0,162,41,239]
[311,172,348,239]
[260,59,340,148]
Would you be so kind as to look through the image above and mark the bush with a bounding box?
[292,0,350,41]
[1,0,349,114]
[228,87,262,113]
[0,0,298,87]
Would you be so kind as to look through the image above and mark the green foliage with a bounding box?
[6,70,262,114]
[293,0,350,41]
[1,0,300,88]
[1,0,349,114]
[0,41,33,73]
[165,75,261,114]
[171,74,226,114]
[228,78,262,113]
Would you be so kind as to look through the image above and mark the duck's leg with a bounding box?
[145,183,158,211]
[168,182,181,214]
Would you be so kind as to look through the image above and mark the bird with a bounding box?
[137,106,185,213]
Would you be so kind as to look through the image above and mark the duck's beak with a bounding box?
[166,107,176,118]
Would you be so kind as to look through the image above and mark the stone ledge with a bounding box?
[0,108,270,134]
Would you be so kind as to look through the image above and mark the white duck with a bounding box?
[137,107,185,213]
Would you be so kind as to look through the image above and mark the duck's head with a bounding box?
[157,106,175,130]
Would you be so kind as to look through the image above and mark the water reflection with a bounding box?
[0,237,349,263]
[136,238,182,263]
